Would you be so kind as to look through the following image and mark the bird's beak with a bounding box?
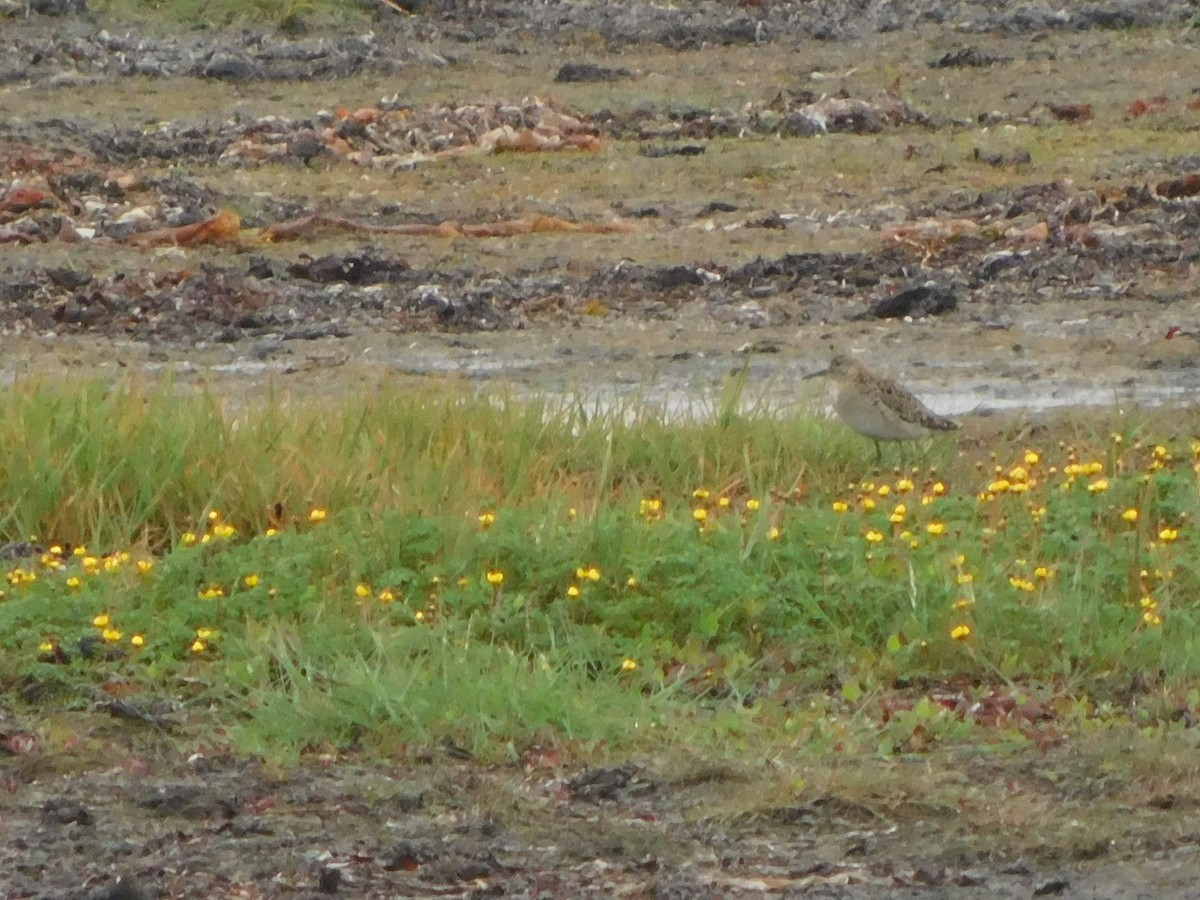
[804,366,829,380]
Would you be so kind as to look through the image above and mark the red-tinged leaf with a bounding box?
[1031,727,1065,752]
[1,187,52,213]
[2,732,38,755]
[122,756,152,776]
[1157,174,1200,199]
[102,679,144,697]
[1049,102,1092,122]
[242,795,277,816]
[1129,95,1170,117]
[522,746,564,770]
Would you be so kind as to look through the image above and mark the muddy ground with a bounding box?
[5,1,1200,897]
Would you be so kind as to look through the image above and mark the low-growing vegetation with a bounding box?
[2,377,1199,764]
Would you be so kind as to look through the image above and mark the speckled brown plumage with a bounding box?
[812,353,958,459]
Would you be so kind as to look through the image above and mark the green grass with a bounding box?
[2,377,1200,764]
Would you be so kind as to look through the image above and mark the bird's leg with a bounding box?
[874,440,882,466]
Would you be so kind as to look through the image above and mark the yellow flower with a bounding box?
[67,576,82,590]
[768,526,781,541]
[567,584,581,599]
[693,508,708,523]
[48,545,62,556]
[82,556,99,572]
[1009,577,1036,592]
[626,575,639,588]
[103,556,121,573]
[952,597,973,611]
[101,627,122,643]
[567,507,577,520]
[639,497,663,517]
[692,487,710,500]
[950,624,972,641]
[1008,466,1028,482]
[92,613,110,628]
[861,497,876,511]
[746,498,761,512]
[130,634,145,648]
[1159,527,1179,543]
[865,529,885,543]
[1087,479,1109,494]
[196,628,213,639]
[1024,451,1040,465]
[1140,596,1158,610]
[208,509,222,522]
[39,640,56,654]
[73,546,87,557]
[896,478,914,492]
[478,511,495,529]
[620,658,639,672]
[457,576,471,587]
[486,569,505,586]
[212,523,237,539]
[136,559,154,575]
[1143,610,1163,627]
[877,484,891,497]
[932,482,946,495]
[414,610,426,622]
[243,574,261,589]
[718,496,731,508]
[309,507,327,523]
[832,500,849,513]
[265,527,278,537]
[889,509,906,525]
[988,479,1011,494]
[355,583,372,598]
[181,532,197,547]
[378,589,396,604]
[1122,508,1139,523]
[584,566,601,581]
[1034,566,1052,580]
[926,522,946,536]
[198,586,225,599]
[957,573,974,585]
[191,639,206,653]
[1030,505,1047,521]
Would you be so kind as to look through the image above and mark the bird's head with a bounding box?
[804,351,856,380]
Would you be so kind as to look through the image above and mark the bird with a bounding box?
[806,352,959,462]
